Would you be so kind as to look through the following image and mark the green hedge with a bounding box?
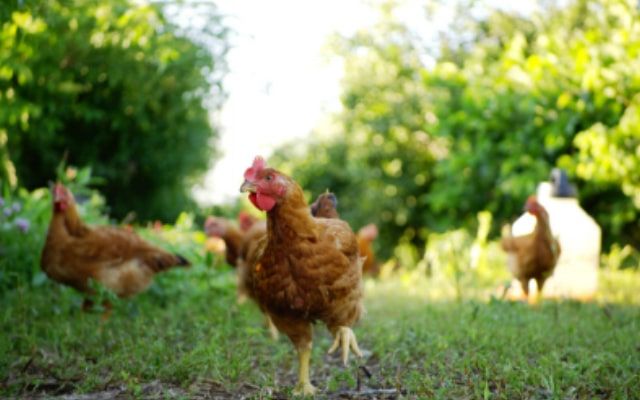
[1,0,228,221]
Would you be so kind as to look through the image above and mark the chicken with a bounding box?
[238,211,259,232]
[501,196,561,302]
[311,192,379,276]
[234,217,280,338]
[310,191,339,218]
[40,183,190,313]
[239,156,364,395]
[204,216,244,267]
[357,224,379,276]
[236,218,267,302]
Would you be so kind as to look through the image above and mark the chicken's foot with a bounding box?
[328,326,362,365]
[293,344,316,396]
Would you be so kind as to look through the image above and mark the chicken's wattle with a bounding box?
[249,192,277,211]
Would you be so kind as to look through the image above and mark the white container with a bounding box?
[510,182,601,300]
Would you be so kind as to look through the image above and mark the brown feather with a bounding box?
[245,174,363,344]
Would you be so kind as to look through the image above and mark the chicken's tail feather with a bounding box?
[175,254,191,266]
[147,252,191,272]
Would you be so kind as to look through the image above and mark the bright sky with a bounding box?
[192,0,537,205]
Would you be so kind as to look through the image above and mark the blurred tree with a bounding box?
[0,0,228,221]
[273,0,640,255]
[272,8,437,259]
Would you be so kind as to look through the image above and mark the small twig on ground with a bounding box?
[21,356,35,373]
[359,365,372,379]
[338,388,399,398]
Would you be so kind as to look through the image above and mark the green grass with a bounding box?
[1,264,639,399]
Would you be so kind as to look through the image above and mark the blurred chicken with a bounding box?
[240,157,363,395]
[310,191,339,218]
[41,183,190,314]
[311,192,379,276]
[501,196,561,303]
[204,216,244,267]
[236,218,267,302]
[357,223,379,276]
[204,214,269,318]
[238,211,259,232]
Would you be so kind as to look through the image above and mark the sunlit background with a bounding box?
[195,0,542,204]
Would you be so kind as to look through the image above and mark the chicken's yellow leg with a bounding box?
[293,343,316,396]
[266,315,279,340]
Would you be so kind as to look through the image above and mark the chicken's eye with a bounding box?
[265,174,273,181]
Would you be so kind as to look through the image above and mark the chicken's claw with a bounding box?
[293,381,317,396]
[328,326,362,365]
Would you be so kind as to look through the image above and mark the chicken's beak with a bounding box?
[240,180,257,193]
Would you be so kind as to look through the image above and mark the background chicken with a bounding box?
[238,211,259,232]
[203,216,244,267]
[239,156,363,395]
[310,191,339,218]
[236,217,266,302]
[357,223,379,276]
[203,213,268,304]
[311,192,380,276]
[40,183,190,313]
[501,196,561,302]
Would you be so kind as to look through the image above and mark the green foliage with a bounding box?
[272,13,435,258]
[273,0,640,255]
[569,94,640,242]
[0,186,50,294]
[0,0,228,221]
[421,211,508,301]
[601,243,640,270]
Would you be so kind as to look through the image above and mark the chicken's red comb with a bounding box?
[244,156,266,181]
[238,210,250,222]
[53,182,66,196]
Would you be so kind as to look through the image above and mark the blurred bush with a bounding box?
[272,0,640,256]
[0,0,228,221]
[601,243,640,271]
[419,211,509,300]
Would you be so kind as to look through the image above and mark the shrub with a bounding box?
[1,0,229,221]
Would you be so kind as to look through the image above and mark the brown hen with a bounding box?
[311,192,379,276]
[240,157,363,395]
[40,183,189,312]
[501,196,561,302]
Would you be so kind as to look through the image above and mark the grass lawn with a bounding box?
[1,263,639,399]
